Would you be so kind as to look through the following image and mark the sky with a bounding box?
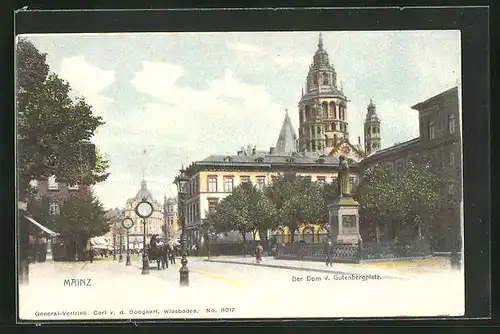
[22,31,461,210]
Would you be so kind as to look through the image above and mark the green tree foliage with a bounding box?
[265,173,324,242]
[355,163,446,240]
[319,179,340,225]
[16,38,110,200]
[204,182,277,243]
[49,193,110,252]
[395,164,445,235]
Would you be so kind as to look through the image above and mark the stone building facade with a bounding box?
[180,147,360,251]
[359,86,462,251]
[124,179,164,250]
[163,196,179,240]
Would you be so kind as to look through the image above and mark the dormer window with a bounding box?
[223,156,233,163]
[286,157,295,163]
[255,157,264,163]
[316,158,325,164]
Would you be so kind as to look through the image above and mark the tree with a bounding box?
[203,182,278,255]
[355,163,446,242]
[265,173,324,242]
[16,38,109,200]
[395,164,446,239]
[47,193,110,260]
[319,179,340,226]
[355,164,398,241]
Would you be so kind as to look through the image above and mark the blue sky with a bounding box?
[22,31,461,209]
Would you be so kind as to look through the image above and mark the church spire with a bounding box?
[276,108,297,154]
[318,32,324,50]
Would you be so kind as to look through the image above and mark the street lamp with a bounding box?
[122,217,134,266]
[174,167,189,287]
[119,231,123,262]
[112,231,116,260]
[135,197,153,275]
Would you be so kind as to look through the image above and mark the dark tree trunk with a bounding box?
[242,233,247,257]
[18,213,30,285]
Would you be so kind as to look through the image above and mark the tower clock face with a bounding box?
[136,201,153,218]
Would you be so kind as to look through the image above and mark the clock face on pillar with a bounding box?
[135,200,153,218]
[122,218,134,230]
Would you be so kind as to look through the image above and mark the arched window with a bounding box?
[322,72,329,85]
[329,102,335,118]
[317,226,330,243]
[322,102,328,118]
[313,74,318,85]
[305,105,310,121]
[303,227,314,243]
[273,228,285,244]
[294,230,300,242]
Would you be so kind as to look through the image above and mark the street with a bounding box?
[18,255,464,320]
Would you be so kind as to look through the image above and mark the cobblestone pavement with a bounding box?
[18,256,464,321]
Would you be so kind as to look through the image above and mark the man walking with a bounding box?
[324,237,333,267]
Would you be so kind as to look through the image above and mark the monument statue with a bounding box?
[338,155,350,197]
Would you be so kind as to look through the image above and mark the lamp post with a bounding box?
[122,217,134,266]
[119,232,123,262]
[135,197,153,275]
[174,167,189,287]
[112,232,116,260]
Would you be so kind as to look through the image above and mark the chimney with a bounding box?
[358,136,361,145]
[252,146,256,155]
[270,147,276,155]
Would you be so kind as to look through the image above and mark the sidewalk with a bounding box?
[204,256,456,279]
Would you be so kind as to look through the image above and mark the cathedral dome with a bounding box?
[312,33,330,67]
[135,179,153,201]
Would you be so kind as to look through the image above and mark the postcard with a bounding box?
[16,29,464,321]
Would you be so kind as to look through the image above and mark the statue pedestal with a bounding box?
[328,196,361,245]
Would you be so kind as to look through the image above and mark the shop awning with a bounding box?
[24,216,59,237]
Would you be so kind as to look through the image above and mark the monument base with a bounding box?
[328,195,361,246]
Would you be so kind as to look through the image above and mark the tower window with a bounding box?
[322,72,329,85]
[317,127,321,134]
[313,74,318,85]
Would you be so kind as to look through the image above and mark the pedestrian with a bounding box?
[325,237,333,267]
[255,242,263,264]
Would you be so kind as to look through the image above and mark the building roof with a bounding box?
[327,137,365,158]
[126,179,161,207]
[275,110,298,154]
[411,86,458,111]
[361,137,420,162]
[198,153,340,166]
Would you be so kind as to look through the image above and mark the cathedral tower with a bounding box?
[364,99,381,155]
[298,33,349,154]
